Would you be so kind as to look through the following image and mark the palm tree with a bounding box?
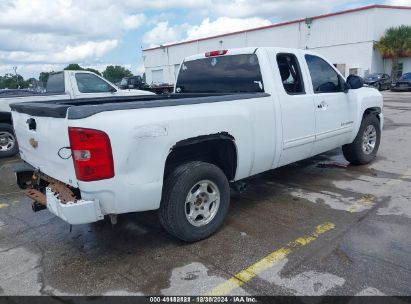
[375,25,411,81]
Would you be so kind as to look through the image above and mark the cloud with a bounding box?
[0,0,144,70]
[0,40,118,64]
[123,14,147,30]
[143,17,271,47]
[143,22,188,47]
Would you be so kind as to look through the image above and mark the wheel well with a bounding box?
[164,133,237,181]
[363,107,381,120]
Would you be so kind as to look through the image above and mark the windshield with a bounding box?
[400,73,411,80]
[176,54,264,93]
[365,73,382,81]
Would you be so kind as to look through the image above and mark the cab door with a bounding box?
[273,51,316,166]
[303,54,356,156]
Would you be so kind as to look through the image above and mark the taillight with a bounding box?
[205,50,228,57]
[68,127,114,182]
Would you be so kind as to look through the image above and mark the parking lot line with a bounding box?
[207,222,336,296]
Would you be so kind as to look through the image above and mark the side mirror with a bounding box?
[347,74,364,90]
[109,87,117,93]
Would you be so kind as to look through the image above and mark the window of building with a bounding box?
[151,69,164,84]
[276,53,305,94]
[305,54,344,93]
[397,63,404,79]
[349,68,360,76]
[75,73,114,93]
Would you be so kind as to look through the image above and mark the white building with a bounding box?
[142,4,411,85]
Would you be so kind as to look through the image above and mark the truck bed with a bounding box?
[10,92,269,119]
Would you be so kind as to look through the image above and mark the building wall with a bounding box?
[382,58,411,77]
[143,7,411,84]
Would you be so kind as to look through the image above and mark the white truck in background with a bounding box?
[11,47,383,242]
[0,70,153,157]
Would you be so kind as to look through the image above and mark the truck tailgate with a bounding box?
[12,112,78,187]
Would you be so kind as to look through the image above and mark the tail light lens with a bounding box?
[205,50,228,57]
[68,127,114,182]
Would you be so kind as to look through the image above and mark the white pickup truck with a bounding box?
[11,47,383,242]
[0,70,153,157]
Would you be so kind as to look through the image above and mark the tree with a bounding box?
[0,73,26,89]
[375,25,411,80]
[102,65,133,83]
[39,72,52,86]
[64,63,83,71]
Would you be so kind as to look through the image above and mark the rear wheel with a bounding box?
[342,114,380,165]
[159,161,230,242]
[0,123,18,158]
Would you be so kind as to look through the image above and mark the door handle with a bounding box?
[317,101,328,109]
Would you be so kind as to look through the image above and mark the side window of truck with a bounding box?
[75,73,114,93]
[276,53,305,94]
[305,54,344,93]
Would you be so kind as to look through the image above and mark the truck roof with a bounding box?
[183,46,313,62]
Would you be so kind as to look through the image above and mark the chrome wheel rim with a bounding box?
[362,125,377,155]
[0,131,16,152]
[185,180,220,227]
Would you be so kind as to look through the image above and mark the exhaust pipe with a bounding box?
[230,181,248,194]
[32,201,47,212]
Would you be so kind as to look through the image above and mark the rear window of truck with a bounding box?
[176,54,264,93]
[46,72,65,93]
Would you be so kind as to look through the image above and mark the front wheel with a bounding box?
[159,161,230,242]
[0,123,19,158]
[342,114,381,165]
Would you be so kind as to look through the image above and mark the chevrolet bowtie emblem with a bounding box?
[29,138,38,148]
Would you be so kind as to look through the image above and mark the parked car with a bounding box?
[391,72,411,91]
[0,70,154,157]
[119,76,174,94]
[363,73,391,90]
[11,47,383,242]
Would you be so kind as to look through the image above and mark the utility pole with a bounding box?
[12,66,20,89]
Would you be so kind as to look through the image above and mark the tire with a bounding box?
[159,161,230,242]
[342,114,381,165]
[374,82,381,91]
[0,123,19,158]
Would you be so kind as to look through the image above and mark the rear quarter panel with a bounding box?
[68,95,276,214]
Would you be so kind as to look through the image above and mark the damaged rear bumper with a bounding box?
[14,162,104,225]
[45,188,104,225]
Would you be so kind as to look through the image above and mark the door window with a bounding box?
[75,73,114,93]
[276,53,305,95]
[305,54,344,93]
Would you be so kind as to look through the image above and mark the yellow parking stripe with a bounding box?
[207,222,336,296]
[0,203,9,208]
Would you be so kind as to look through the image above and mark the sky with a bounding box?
[0,0,409,79]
